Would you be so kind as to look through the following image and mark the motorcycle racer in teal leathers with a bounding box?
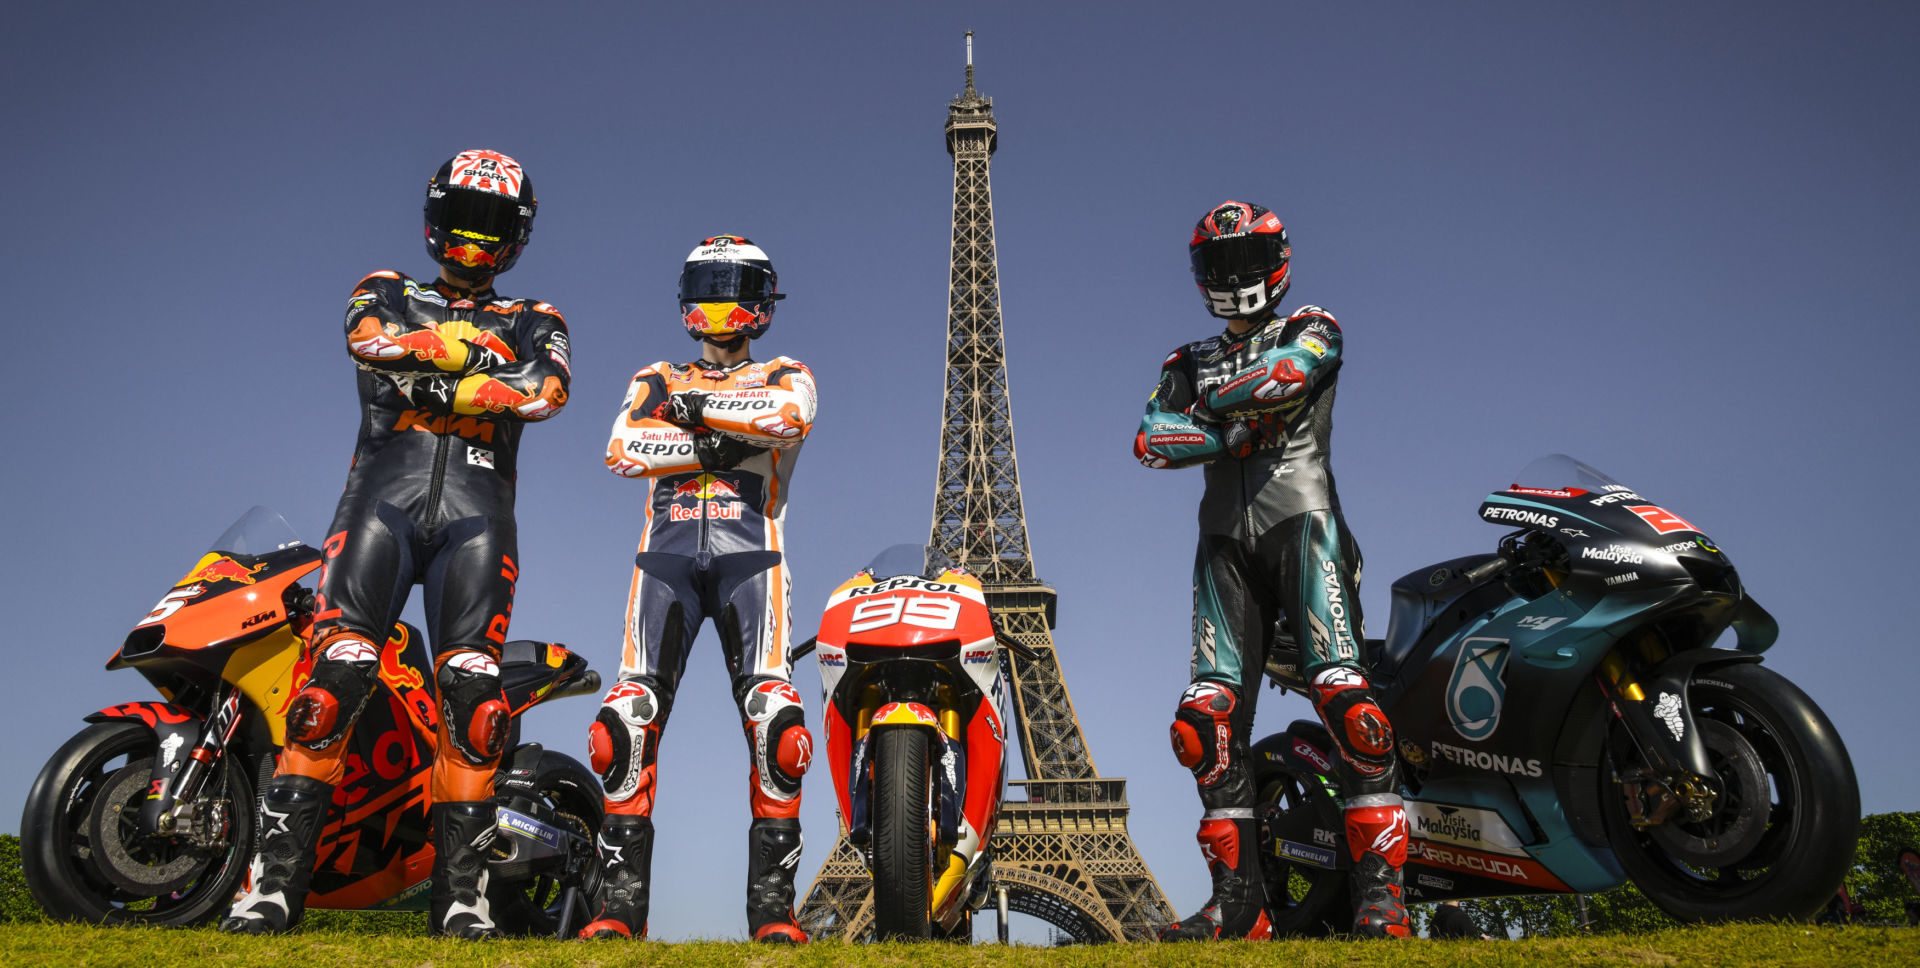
[1137,201,1410,939]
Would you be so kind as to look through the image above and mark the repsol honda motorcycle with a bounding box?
[793,545,1026,941]
[19,507,604,934]
[1255,456,1858,932]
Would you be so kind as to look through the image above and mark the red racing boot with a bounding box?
[1345,794,1411,938]
[1158,814,1273,940]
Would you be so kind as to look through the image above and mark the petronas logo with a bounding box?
[1446,638,1510,741]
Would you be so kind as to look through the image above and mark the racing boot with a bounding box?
[745,818,808,943]
[430,801,503,939]
[1345,794,1412,938]
[1158,814,1273,940]
[220,774,334,934]
[579,815,654,939]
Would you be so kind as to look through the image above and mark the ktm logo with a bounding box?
[392,410,496,443]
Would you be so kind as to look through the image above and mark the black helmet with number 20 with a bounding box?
[1190,200,1290,321]
[425,149,537,279]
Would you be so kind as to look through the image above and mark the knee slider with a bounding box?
[288,631,381,751]
[1310,666,1394,778]
[1170,681,1237,787]
[592,679,667,804]
[741,678,810,802]
[437,650,509,765]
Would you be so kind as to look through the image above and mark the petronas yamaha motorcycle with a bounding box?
[1256,455,1858,931]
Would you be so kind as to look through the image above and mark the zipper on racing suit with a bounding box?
[421,302,477,530]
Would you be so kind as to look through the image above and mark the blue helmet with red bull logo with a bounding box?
[679,235,784,341]
[425,149,537,280]
[1190,200,1290,321]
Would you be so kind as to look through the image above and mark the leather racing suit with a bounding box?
[584,354,817,940]
[288,269,571,798]
[1136,305,1408,938]
[223,270,570,937]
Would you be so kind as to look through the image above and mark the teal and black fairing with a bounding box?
[1347,461,1783,899]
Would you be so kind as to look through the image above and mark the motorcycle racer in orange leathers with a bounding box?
[221,149,570,939]
[581,236,817,943]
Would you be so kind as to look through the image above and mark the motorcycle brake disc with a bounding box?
[1644,718,1770,868]
[85,759,209,895]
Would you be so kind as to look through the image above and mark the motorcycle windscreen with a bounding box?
[859,543,955,581]
[207,505,306,555]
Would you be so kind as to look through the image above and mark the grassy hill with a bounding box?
[0,922,1910,968]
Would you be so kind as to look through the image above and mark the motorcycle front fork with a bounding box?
[151,686,244,849]
[1595,649,1718,827]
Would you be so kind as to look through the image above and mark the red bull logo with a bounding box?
[379,628,425,692]
[671,473,740,501]
[667,474,745,523]
[443,242,498,269]
[392,329,454,361]
[462,377,525,413]
[683,302,760,335]
[181,554,265,586]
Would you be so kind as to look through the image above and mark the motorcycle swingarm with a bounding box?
[85,701,205,836]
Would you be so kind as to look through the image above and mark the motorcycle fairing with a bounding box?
[814,558,1009,932]
[303,629,439,909]
[1479,485,1734,595]
[498,639,592,714]
[1387,569,1772,896]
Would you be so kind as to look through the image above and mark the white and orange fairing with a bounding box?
[814,567,1008,926]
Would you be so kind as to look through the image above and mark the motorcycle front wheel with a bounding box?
[1601,662,1859,922]
[871,727,932,940]
[20,721,254,925]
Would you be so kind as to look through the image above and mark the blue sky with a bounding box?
[4,0,1916,941]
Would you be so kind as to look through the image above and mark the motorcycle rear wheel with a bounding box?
[486,750,604,937]
[20,721,254,925]
[1601,662,1859,922]
[871,727,932,940]
[1253,765,1348,936]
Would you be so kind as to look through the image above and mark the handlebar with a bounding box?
[1458,556,1510,586]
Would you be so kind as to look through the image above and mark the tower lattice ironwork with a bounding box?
[796,34,1175,943]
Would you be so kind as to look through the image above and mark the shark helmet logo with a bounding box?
[1445,638,1511,741]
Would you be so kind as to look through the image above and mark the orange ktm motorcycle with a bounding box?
[19,507,604,934]
[793,545,1034,940]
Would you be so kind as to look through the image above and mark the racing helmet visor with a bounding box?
[426,188,528,243]
[680,261,780,303]
[1191,234,1289,288]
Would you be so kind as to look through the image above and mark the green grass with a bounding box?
[0,923,1909,968]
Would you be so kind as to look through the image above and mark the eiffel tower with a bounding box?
[796,33,1175,943]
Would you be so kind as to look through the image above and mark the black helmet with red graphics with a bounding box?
[1190,200,1291,320]
[679,235,785,341]
[425,149,537,279]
